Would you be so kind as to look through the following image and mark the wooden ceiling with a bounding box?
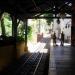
[0,0,72,20]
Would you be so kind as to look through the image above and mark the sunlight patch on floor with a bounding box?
[28,42,47,53]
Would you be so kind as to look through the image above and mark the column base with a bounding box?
[24,45,28,52]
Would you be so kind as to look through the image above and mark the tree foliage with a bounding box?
[27,26,32,40]
[0,12,12,36]
[44,13,53,25]
[0,12,32,41]
[17,21,32,41]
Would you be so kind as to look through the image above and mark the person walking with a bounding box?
[53,32,56,46]
[61,31,64,46]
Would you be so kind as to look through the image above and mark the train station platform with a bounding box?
[0,34,50,75]
[0,34,75,75]
[49,45,75,75]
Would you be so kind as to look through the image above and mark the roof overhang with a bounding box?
[0,0,72,20]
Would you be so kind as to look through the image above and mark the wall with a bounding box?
[16,42,27,58]
[0,42,27,71]
[0,45,14,71]
[53,19,71,42]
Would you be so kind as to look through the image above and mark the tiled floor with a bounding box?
[49,46,75,75]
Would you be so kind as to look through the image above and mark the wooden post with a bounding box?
[71,14,75,46]
[11,15,18,60]
[71,2,75,46]
[24,19,28,52]
[0,13,6,36]
[1,18,5,36]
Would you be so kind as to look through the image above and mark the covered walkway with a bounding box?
[0,0,74,75]
[49,45,75,75]
[0,34,50,75]
[0,34,75,75]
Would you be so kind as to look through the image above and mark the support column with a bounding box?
[11,15,18,60]
[38,19,41,33]
[71,14,75,46]
[1,18,6,36]
[24,19,28,51]
[0,13,6,36]
[71,2,75,46]
[12,16,17,37]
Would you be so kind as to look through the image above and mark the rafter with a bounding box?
[0,0,72,20]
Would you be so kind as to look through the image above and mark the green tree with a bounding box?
[17,21,32,41]
[44,13,53,25]
[1,17,6,36]
[27,26,32,40]
[1,12,12,36]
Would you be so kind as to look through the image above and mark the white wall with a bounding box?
[53,19,71,40]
